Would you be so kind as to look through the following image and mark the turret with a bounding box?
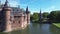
[26,6,30,24]
[2,0,12,32]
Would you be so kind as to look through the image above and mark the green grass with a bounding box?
[53,23,60,28]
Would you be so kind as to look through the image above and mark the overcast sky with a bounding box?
[0,0,60,14]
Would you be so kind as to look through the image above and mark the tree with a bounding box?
[30,12,39,22]
[56,11,60,22]
[42,12,49,18]
[49,11,57,20]
[48,10,60,22]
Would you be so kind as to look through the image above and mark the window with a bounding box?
[13,21,15,23]
[19,21,20,24]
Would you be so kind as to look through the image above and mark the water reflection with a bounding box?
[29,23,51,34]
[0,23,60,34]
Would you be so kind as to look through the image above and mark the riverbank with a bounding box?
[53,23,60,28]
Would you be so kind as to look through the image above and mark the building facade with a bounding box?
[0,0,30,32]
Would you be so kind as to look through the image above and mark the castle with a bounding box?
[0,0,30,32]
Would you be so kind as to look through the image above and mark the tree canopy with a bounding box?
[42,12,49,18]
[48,11,60,22]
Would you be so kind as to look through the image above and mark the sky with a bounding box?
[0,0,60,14]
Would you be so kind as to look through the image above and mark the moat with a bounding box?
[0,23,60,34]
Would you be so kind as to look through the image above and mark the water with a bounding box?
[0,23,60,34]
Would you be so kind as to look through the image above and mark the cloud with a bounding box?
[42,6,55,13]
[0,0,5,4]
[30,10,39,14]
[9,1,19,7]
[0,0,20,7]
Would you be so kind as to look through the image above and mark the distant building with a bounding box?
[39,9,43,23]
[0,0,30,32]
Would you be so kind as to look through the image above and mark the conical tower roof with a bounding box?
[4,0,8,7]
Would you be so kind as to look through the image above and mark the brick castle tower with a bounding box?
[0,0,12,32]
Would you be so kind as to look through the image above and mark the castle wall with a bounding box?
[11,12,28,30]
[11,9,30,31]
[27,12,30,24]
[12,16,21,30]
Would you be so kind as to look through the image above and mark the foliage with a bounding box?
[48,11,60,22]
[30,12,39,22]
[31,10,60,23]
[42,12,49,18]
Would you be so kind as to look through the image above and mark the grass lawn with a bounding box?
[53,23,60,28]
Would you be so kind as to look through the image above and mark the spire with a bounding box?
[39,9,42,23]
[4,0,8,7]
[26,6,28,13]
[39,9,42,19]
[40,9,42,18]
[40,9,41,15]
